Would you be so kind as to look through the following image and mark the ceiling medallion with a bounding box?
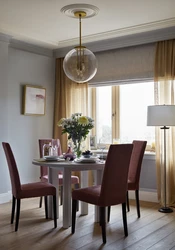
[60,4,99,19]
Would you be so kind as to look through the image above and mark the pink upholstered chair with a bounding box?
[2,142,57,231]
[72,144,133,244]
[39,139,79,207]
[108,140,147,221]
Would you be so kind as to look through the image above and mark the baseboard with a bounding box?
[0,191,12,204]
[128,189,158,203]
[0,189,158,204]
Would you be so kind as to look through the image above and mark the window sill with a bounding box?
[144,151,156,160]
[91,149,156,160]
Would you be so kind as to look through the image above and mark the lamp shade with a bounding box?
[147,105,175,126]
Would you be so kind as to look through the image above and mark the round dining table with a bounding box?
[32,158,105,228]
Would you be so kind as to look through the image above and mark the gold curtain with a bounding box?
[53,58,88,151]
[154,39,175,206]
[53,58,91,184]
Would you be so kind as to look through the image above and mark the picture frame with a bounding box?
[23,85,46,115]
[90,135,97,149]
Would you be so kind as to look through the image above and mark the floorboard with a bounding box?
[0,198,175,250]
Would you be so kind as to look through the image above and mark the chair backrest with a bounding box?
[2,142,21,197]
[38,139,62,177]
[128,140,147,189]
[99,144,133,206]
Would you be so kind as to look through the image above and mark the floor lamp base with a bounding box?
[158,207,173,213]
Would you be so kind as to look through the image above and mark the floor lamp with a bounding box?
[147,105,175,213]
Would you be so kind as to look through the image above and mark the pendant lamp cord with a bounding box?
[79,13,82,71]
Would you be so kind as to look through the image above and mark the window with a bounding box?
[120,82,154,143]
[96,86,112,144]
[90,81,155,149]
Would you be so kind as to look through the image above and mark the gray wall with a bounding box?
[0,41,9,196]
[140,154,156,191]
[0,41,55,203]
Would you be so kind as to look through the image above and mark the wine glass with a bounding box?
[97,139,106,162]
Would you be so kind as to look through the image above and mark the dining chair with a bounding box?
[72,144,133,244]
[39,139,79,207]
[108,140,147,221]
[2,142,57,231]
[126,140,147,217]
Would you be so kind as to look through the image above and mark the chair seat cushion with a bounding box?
[41,174,79,186]
[72,185,101,205]
[17,182,56,199]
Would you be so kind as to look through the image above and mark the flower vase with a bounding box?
[72,139,83,158]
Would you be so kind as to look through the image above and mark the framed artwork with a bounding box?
[23,85,46,115]
[90,135,97,149]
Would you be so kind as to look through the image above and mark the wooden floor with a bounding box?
[0,198,175,250]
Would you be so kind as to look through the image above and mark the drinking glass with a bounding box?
[97,140,106,162]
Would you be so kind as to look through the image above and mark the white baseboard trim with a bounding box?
[128,189,158,203]
[0,190,158,205]
[0,191,12,204]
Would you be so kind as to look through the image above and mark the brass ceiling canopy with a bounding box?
[74,11,87,18]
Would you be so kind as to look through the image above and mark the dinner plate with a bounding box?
[44,156,65,162]
[44,155,59,160]
[74,158,97,163]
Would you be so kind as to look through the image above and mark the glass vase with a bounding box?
[71,138,84,158]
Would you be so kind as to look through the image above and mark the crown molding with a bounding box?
[0,33,12,43]
[0,32,54,57]
[1,18,175,58]
[9,39,54,57]
[54,26,175,58]
[57,18,175,48]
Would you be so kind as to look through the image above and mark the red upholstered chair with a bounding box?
[126,140,147,218]
[39,139,79,207]
[108,140,147,221]
[2,142,57,231]
[72,144,133,244]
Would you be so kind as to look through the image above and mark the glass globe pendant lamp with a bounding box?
[63,11,98,83]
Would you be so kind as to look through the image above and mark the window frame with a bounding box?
[88,78,155,151]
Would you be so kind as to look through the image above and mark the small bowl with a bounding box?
[83,155,91,158]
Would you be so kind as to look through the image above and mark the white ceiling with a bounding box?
[0,0,175,52]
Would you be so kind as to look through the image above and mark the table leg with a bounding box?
[63,168,71,228]
[48,168,59,219]
[80,170,89,215]
[94,169,103,222]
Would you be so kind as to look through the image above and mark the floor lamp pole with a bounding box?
[159,126,173,213]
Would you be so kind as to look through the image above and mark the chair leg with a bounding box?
[122,203,128,237]
[126,191,130,212]
[11,195,16,224]
[135,190,140,218]
[60,186,63,205]
[44,196,48,219]
[72,199,77,234]
[107,206,111,222]
[100,207,106,244]
[15,199,21,232]
[74,183,80,211]
[53,195,57,228]
[39,196,43,208]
